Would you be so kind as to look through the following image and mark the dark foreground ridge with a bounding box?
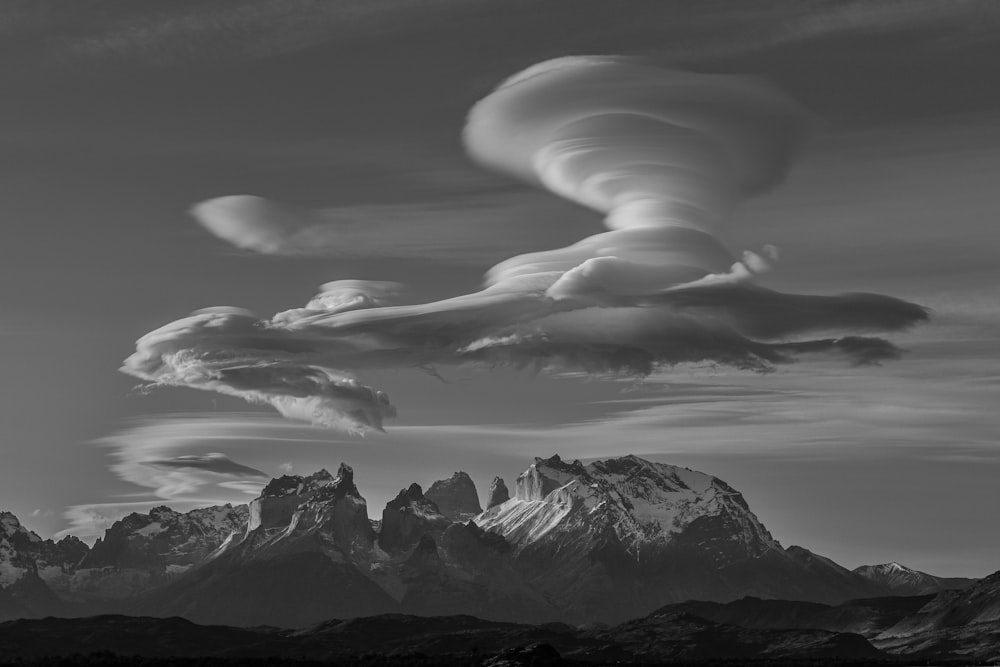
[0,655,960,667]
[0,588,998,667]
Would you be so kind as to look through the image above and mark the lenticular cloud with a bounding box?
[122,56,928,434]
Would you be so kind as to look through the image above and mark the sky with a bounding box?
[1,0,998,577]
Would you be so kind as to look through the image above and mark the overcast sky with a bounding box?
[1,0,998,577]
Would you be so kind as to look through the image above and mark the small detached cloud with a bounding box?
[192,191,589,264]
[123,56,928,434]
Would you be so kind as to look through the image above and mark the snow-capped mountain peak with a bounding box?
[857,562,921,578]
[480,454,777,560]
[1,510,90,599]
[853,562,975,595]
[81,504,248,571]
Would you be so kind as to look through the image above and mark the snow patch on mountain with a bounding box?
[477,454,777,559]
[854,562,975,595]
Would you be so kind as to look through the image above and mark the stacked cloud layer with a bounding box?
[98,417,270,499]
[122,56,928,434]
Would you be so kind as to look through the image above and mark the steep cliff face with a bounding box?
[1,511,87,614]
[248,469,336,532]
[424,472,482,521]
[486,477,510,510]
[1,512,89,585]
[227,464,375,563]
[378,483,451,554]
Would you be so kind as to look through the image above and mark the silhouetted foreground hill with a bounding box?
[0,612,884,663]
[0,607,977,666]
[4,579,1000,665]
[0,656,942,667]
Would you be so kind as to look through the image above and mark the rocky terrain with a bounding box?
[475,455,898,621]
[872,570,1000,661]
[486,476,509,510]
[0,511,88,615]
[424,471,483,521]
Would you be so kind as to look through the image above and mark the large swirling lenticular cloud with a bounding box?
[467,57,804,294]
[121,56,928,434]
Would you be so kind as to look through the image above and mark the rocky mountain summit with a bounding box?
[0,511,86,615]
[474,454,891,621]
[424,471,482,521]
[82,505,248,570]
[0,454,981,629]
[1,512,88,587]
[853,561,975,596]
[486,476,510,510]
[379,482,451,553]
[68,504,248,604]
[479,454,779,562]
[237,464,376,562]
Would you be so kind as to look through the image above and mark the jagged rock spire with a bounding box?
[425,471,482,521]
[379,482,450,553]
[487,476,510,510]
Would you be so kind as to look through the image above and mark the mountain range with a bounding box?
[1,453,993,662]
